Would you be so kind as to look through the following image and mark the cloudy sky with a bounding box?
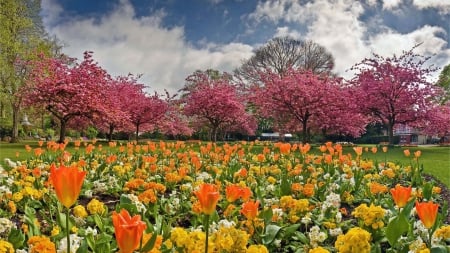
[40,0,450,95]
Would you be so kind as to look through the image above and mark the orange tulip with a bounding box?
[414,150,421,158]
[371,147,377,154]
[49,164,86,208]
[382,146,388,153]
[403,149,410,157]
[353,147,363,156]
[390,184,412,208]
[241,200,259,220]
[194,184,220,215]
[415,201,439,229]
[226,185,242,202]
[112,209,147,253]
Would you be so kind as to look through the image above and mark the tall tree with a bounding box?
[251,69,365,142]
[0,0,54,142]
[235,36,334,84]
[351,46,439,145]
[181,71,256,142]
[94,75,141,141]
[436,64,450,104]
[23,51,111,143]
[127,91,169,142]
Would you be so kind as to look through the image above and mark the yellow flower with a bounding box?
[352,204,385,229]
[335,227,371,253]
[51,226,60,237]
[12,192,23,202]
[87,199,106,215]
[434,225,450,240]
[309,246,330,253]
[73,205,88,218]
[246,244,269,253]
[0,240,14,253]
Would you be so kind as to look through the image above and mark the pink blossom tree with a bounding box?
[24,51,111,143]
[93,75,141,141]
[251,69,366,142]
[181,71,256,142]
[126,91,169,142]
[351,47,440,144]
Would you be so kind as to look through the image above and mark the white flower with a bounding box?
[218,219,236,228]
[301,213,312,225]
[0,218,14,234]
[335,212,342,223]
[308,225,327,248]
[266,184,276,193]
[85,227,98,236]
[197,172,212,181]
[57,234,82,253]
[329,227,342,237]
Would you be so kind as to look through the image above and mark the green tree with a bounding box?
[436,64,450,104]
[0,0,55,142]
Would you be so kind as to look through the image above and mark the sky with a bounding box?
[40,0,450,95]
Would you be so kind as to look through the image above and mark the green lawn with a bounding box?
[0,141,449,186]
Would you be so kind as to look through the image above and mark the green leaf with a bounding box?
[262,224,281,245]
[8,228,25,249]
[93,214,104,232]
[280,174,291,196]
[430,245,449,253]
[422,182,433,200]
[386,214,409,247]
[141,232,158,252]
[260,208,273,225]
[76,239,88,253]
[95,233,113,245]
[85,233,95,251]
[119,194,132,205]
[282,224,300,238]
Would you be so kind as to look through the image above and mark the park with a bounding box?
[1,0,450,252]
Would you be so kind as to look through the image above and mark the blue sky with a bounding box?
[41,0,450,94]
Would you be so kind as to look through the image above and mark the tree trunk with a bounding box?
[58,119,67,143]
[135,123,140,142]
[108,124,114,142]
[387,123,394,145]
[302,120,308,143]
[10,104,20,143]
[211,126,217,142]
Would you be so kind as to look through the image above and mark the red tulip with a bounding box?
[194,183,220,215]
[415,201,439,229]
[390,184,412,208]
[49,164,86,208]
[112,209,147,253]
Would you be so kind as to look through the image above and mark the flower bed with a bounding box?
[0,140,449,253]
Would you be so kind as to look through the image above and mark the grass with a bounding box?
[0,140,449,186]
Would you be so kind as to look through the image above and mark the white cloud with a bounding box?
[41,0,254,95]
[273,26,302,39]
[413,0,450,14]
[382,0,403,10]
[249,0,313,24]
[301,0,369,78]
[246,0,450,80]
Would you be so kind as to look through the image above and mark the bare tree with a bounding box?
[235,36,334,84]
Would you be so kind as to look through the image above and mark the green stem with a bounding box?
[204,214,210,253]
[66,207,71,253]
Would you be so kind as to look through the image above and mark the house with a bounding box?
[394,124,427,145]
